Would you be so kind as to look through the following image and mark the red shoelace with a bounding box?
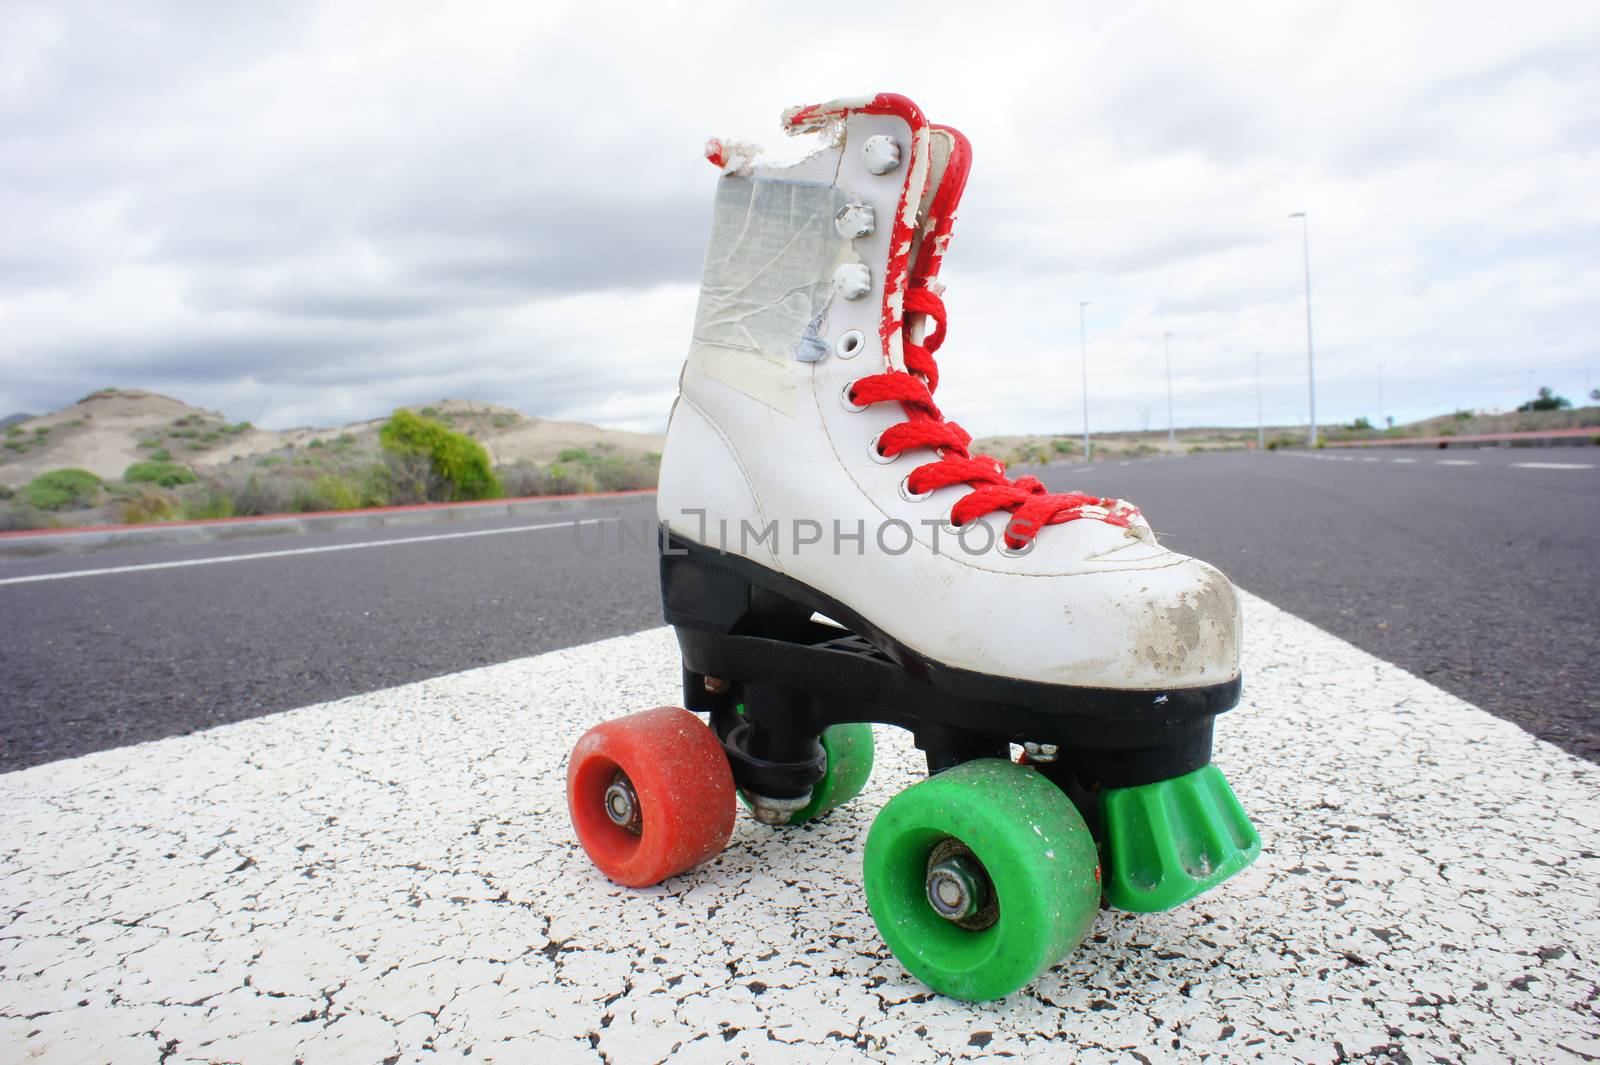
[847,287,1140,551]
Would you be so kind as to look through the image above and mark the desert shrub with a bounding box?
[307,438,324,449]
[309,474,361,511]
[23,468,103,511]
[0,483,10,499]
[501,463,597,497]
[148,448,172,462]
[183,487,235,520]
[136,437,160,449]
[5,426,23,437]
[1050,439,1075,455]
[119,488,179,524]
[3,441,22,452]
[225,474,294,517]
[220,421,251,435]
[557,447,590,463]
[33,426,51,437]
[124,461,197,488]
[171,427,199,439]
[256,455,284,468]
[0,505,56,532]
[380,409,502,502]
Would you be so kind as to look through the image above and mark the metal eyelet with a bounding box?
[899,475,933,503]
[939,505,964,535]
[997,538,1034,558]
[867,432,899,464]
[840,380,869,412]
[834,329,866,360]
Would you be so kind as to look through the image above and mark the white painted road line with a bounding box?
[1513,461,1595,470]
[0,519,606,587]
[1437,459,1479,466]
[1391,457,1417,463]
[2,593,1595,1062]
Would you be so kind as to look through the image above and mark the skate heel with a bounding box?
[660,533,754,633]
[1101,764,1260,913]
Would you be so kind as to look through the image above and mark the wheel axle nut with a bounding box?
[926,855,987,921]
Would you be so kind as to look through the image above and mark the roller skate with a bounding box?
[565,93,1260,1002]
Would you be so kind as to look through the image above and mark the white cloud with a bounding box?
[0,0,1595,433]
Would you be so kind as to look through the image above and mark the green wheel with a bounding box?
[863,759,1100,1001]
[787,723,874,824]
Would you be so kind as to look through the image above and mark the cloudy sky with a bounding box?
[2,1,1595,435]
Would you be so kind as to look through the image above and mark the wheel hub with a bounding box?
[925,838,998,930]
[603,771,641,833]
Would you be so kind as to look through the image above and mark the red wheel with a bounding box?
[566,705,736,887]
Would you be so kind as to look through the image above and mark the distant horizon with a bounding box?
[6,384,1592,441]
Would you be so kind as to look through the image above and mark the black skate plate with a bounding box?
[661,532,1240,789]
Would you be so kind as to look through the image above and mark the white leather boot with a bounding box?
[568,94,1259,1003]
[660,94,1241,696]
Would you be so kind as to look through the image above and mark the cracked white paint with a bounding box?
[1,592,1597,1063]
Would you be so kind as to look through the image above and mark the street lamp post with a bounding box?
[1378,361,1385,429]
[1164,332,1175,451]
[1079,301,1092,462]
[1256,351,1264,452]
[1290,212,1316,446]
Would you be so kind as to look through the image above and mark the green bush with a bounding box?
[256,455,284,468]
[380,409,502,502]
[307,438,324,449]
[0,483,11,499]
[124,461,197,488]
[119,488,179,524]
[148,448,172,462]
[23,468,103,511]
[557,447,590,463]
[136,437,160,449]
[183,488,235,520]
[1050,439,1075,455]
[5,426,23,437]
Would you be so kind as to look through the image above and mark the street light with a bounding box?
[1256,351,1264,452]
[1289,212,1316,446]
[1164,332,1175,451]
[1079,301,1091,462]
[1378,361,1385,429]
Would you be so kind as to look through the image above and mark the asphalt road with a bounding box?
[1,446,1595,772]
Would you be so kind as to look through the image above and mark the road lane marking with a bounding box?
[0,518,608,587]
[1,593,1593,1061]
[1437,460,1478,466]
[1512,462,1594,470]
[1391,458,1417,463]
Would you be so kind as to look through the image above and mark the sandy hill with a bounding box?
[0,389,663,487]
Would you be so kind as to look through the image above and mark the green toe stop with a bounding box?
[1102,763,1261,913]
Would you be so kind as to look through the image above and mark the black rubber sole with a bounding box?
[660,533,1241,795]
